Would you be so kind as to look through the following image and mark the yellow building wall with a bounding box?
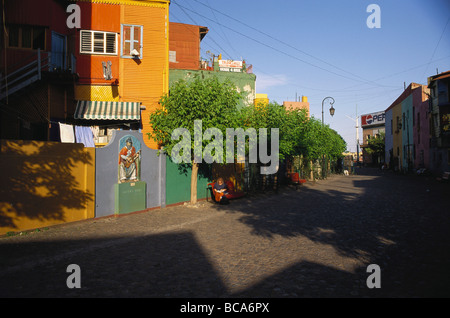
[0,140,95,236]
[75,85,120,102]
[120,2,169,149]
[254,93,269,107]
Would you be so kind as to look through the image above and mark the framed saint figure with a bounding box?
[118,135,141,183]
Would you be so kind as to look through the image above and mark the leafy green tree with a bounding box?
[239,102,309,161]
[302,117,325,161]
[238,101,346,170]
[148,76,242,204]
[150,80,347,203]
[366,131,385,160]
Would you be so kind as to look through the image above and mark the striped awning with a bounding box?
[74,101,141,120]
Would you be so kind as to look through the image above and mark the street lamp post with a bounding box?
[320,97,335,179]
[322,96,335,125]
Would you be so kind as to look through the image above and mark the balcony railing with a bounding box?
[0,49,52,101]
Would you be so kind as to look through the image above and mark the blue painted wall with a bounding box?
[95,130,166,218]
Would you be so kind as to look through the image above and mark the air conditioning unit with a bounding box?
[131,49,140,56]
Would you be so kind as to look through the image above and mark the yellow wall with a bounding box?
[255,93,269,107]
[0,140,95,235]
[120,2,169,149]
[75,85,120,102]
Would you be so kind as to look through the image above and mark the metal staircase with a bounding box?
[0,49,51,101]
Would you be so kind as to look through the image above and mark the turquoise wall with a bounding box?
[165,68,254,204]
[385,109,393,165]
[401,94,414,170]
[165,157,211,205]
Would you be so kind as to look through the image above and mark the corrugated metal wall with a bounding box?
[76,2,121,85]
[73,1,169,149]
[120,3,168,149]
[169,22,202,70]
[2,0,72,73]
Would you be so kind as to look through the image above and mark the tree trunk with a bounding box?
[190,162,198,204]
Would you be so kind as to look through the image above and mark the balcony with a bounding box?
[0,49,77,100]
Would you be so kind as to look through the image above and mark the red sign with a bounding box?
[218,60,242,68]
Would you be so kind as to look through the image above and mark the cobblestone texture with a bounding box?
[1,168,449,298]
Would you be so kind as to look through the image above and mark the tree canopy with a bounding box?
[148,76,347,203]
[365,131,385,157]
[148,76,241,161]
[148,76,242,203]
[239,101,346,162]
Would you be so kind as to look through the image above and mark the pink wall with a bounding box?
[413,86,430,169]
[283,101,310,117]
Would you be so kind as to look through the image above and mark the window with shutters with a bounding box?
[80,30,117,55]
[121,25,143,58]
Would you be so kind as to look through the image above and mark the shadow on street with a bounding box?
[1,168,449,297]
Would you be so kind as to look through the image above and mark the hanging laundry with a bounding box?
[90,126,99,141]
[75,126,95,147]
[59,123,75,143]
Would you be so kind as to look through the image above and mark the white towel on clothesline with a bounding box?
[59,123,75,143]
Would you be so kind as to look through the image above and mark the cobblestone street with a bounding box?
[1,168,449,298]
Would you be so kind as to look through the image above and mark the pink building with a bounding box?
[283,96,310,118]
[413,84,430,169]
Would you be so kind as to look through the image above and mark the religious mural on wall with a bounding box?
[118,135,141,183]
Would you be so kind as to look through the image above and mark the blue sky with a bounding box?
[169,0,450,152]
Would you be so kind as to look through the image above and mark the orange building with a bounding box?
[73,0,170,149]
[0,0,169,148]
[169,22,208,70]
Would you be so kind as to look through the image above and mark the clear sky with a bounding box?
[169,0,450,152]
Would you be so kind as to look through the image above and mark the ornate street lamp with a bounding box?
[329,105,335,116]
[322,96,335,125]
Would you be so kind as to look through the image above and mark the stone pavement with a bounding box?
[1,167,449,298]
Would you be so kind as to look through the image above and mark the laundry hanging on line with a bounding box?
[59,123,75,143]
[75,125,95,147]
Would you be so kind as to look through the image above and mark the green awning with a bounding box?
[74,101,141,120]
